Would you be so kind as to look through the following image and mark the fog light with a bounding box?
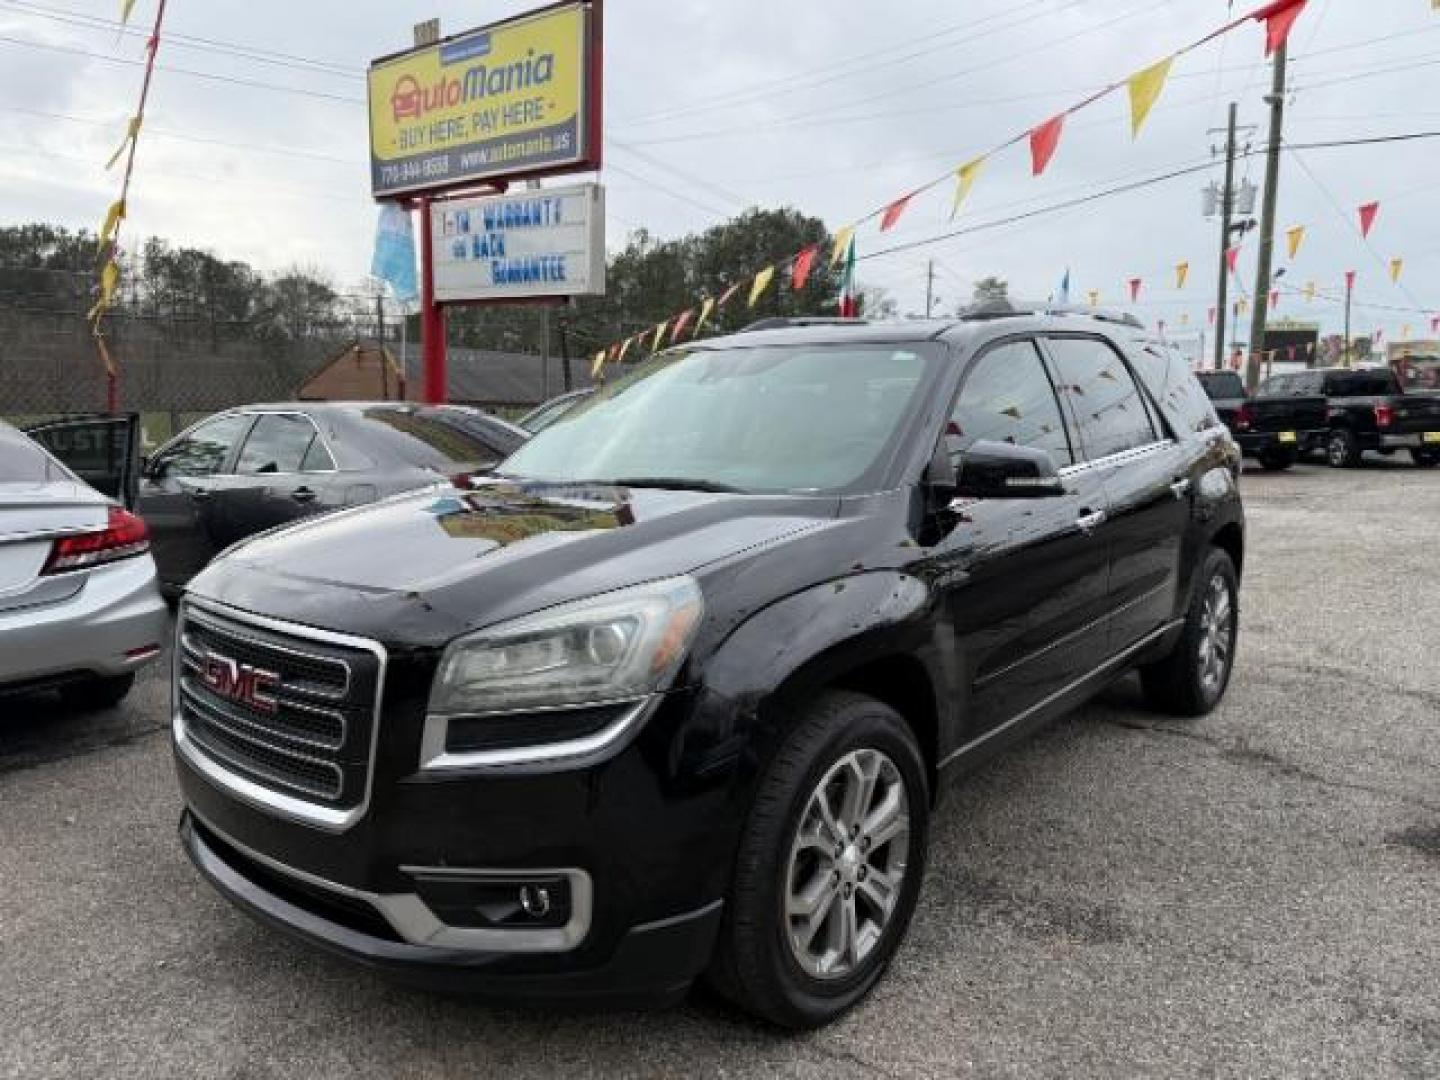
[408,871,573,930]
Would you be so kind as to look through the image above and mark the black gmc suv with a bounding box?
[172,311,1245,1028]
[1194,369,1327,470]
[1257,366,1440,468]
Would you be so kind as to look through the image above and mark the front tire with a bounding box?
[1258,446,1297,471]
[1326,428,1361,468]
[1140,548,1238,718]
[59,673,136,711]
[708,691,929,1029]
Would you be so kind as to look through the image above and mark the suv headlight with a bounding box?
[428,576,704,717]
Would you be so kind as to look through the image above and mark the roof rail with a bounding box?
[956,299,1145,330]
[739,316,870,332]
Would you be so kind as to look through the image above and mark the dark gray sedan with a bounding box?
[33,403,526,591]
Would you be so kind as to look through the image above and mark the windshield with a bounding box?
[499,343,938,493]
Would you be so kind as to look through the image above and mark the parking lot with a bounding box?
[2,460,1437,1079]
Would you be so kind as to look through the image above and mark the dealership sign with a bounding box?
[430,183,605,302]
[367,2,601,198]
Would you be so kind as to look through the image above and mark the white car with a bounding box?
[0,416,167,709]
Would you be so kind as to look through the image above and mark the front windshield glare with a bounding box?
[500,344,935,493]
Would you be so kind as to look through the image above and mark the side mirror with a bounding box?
[954,440,1066,500]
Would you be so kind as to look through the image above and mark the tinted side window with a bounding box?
[300,438,336,472]
[1048,336,1159,460]
[949,339,1073,469]
[237,414,319,475]
[155,414,252,478]
[1129,344,1218,435]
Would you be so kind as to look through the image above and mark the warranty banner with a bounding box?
[367,2,598,198]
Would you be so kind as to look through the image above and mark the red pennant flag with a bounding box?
[791,245,818,290]
[717,281,743,308]
[1269,289,1279,311]
[1128,278,1142,302]
[1225,246,1241,273]
[1208,307,1216,326]
[1344,270,1356,291]
[880,194,912,232]
[670,308,693,344]
[1253,0,1308,58]
[1358,201,1379,238]
[1029,114,1065,176]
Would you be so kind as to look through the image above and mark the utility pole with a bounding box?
[1247,41,1287,392]
[925,261,935,318]
[1212,105,1238,372]
[1343,274,1353,367]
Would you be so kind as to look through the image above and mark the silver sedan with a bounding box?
[0,420,167,710]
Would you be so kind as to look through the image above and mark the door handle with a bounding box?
[291,487,317,503]
[1169,478,1192,499]
[1075,509,1107,534]
[188,488,212,502]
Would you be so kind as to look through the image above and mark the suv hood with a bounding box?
[189,481,837,647]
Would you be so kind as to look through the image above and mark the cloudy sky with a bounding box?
[2,0,1437,349]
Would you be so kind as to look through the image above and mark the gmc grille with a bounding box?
[176,603,384,815]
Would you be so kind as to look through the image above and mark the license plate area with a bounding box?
[1278,431,1297,444]
[1423,432,1440,444]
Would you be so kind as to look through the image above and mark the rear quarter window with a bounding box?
[1128,343,1219,435]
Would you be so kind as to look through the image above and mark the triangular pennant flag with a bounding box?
[99,199,126,245]
[1208,307,1216,325]
[1225,245,1241,273]
[670,309,693,344]
[880,194,912,232]
[1344,270,1356,291]
[950,158,985,219]
[1253,0,1308,57]
[1175,262,1189,290]
[695,297,716,335]
[1389,257,1403,283]
[1237,297,1248,315]
[829,225,855,268]
[1087,290,1099,308]
[1285,225,1305,260]
[619,336,634,362]
[791,245,818,291]
[591,351,606,378]
[106,117,141,170]
[1180,312,1189,326]
[717,281,743,308]
[1128,278,1142,302]
[748,266,775,307]
[1358,201,1379,238]
[87,260,121,322]
[652,320,669,351]
[1269,289,1279,311]
[1029,114,1065,176]
[1127,57,1173,138]
[120,0,138,25]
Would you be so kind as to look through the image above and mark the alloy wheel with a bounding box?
[783,748,910,981]
[1197,573,1234,696]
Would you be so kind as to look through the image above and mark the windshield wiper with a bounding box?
[608,476,745,493]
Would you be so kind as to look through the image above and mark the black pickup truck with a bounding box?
[1195,370,1327,470]
[1257,367,1440,468]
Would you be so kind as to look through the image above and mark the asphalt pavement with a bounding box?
[2,458,1437,1079]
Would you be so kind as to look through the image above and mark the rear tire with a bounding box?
[59,673,136,711]
[1257,447,1297,471]
[1326,428,1361,468]
[1140,547,1238,718]
[1412,449,1440,469]
[707,691,929,1029]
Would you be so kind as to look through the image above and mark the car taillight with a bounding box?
[42,508,150,575]
[1374,403,1394,428]
[1235,403,1254,431]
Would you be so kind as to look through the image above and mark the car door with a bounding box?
[136,412,255,587]
[935,336,1114,738]
[1045,334,1188,655]
[22,414,141,508]
[209,412,339,544]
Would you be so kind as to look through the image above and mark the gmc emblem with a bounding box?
[200,652,280,714]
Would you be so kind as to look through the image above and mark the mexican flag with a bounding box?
[837,235,858,317]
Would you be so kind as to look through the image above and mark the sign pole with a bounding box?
[417,195,447,404]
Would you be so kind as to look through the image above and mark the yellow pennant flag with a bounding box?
[120,0,138,25]
[619,336,634,362]
[1303,280,1316,301]
[100,199,126,245]
[1285,225,1305,260]
[1175,261,1189,290]
[591,351,606,378]
[748,266,775,307]
[1087,290,1099,308]
[652,321,669,351]
[1236,297,1248,316]
[950,157,985,220]
[1127,56,1174,138]
[695,296,716,335]
[106,117,141,170]
[87,260,121,322]
[829,225,855,268]
[1389,257,1403,283]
